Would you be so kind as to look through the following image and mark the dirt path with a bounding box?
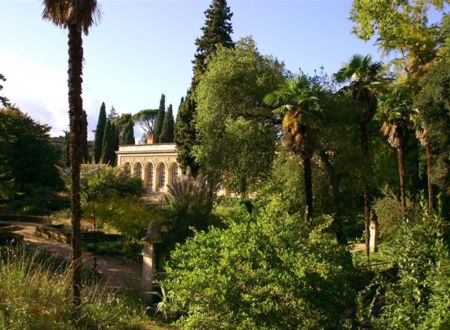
[5,223,142,292]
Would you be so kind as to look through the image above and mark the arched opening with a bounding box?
[156,163,166,191]
[169,163,179,186]
[133,162,142,179]
[145,163,154,192]
[123,162,131,175]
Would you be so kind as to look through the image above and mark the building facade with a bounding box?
[116,143,179,193]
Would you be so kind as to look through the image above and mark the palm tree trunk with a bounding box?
[68,24,83,316]
[303,153,313,222]
[424,141,433,213]
[360,123,371,258]
[397,145,407,216]
[318,151,346,245]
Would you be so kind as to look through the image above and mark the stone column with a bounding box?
[369,213,379,253]
[141,242,154,298]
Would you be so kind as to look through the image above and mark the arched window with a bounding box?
[123,162,131,174]
[171,164,179,185]
[134,163,142,178]
[158,164,165,189]
[146,163,154,192]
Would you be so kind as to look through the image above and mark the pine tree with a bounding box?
[93,102,106,164]
[193,0,234,84]
[122,120,135,145]
[154,94,166,143]
[176,0,234,174]
[107,106,118,121]
[159,104,175,143]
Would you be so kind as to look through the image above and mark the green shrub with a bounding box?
[0,245,148,329]
[372,186,418,238]
[161,196,355,329]
[358,207,450,329]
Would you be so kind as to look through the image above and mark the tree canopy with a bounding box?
[0,107,62,197]
[194,38,285,191]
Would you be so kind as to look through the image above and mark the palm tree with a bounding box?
[334,54,384,258]
[264,75,322,221]
[42,0,100,315]
[379,82,413,216]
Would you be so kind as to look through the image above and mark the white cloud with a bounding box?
[0,49,99,139]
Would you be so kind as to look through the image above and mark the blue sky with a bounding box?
[0,0,382,139]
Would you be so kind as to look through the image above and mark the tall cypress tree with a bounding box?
[101,120,114,165]
[159,104,175,143]
[94,102,106,164]
[175,91,200,174]
[176,0,234,174]
[122,120,135,145]
[154,94,166,143]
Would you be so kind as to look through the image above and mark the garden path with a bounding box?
[4,223,142,292]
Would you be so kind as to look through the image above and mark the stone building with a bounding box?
[116,142,179,193]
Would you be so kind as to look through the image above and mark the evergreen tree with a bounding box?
[175,92,200,174]
[122,120,135,145]
[154,94,166,143]
[160,104,175,143]
[107,106,118,121]
[176,0,234,174]
[81,109,89,163]
[111,122,119,165]
[193,0,234,84]
[101,120,115,165]
[93,102,106,163]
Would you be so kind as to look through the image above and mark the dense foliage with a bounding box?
[195,38,284,190]
[358,208,450,329]
[176,0,234,174]
[0,107,62,198]
[161,196,355,329]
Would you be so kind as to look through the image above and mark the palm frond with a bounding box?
[42,0,101,34]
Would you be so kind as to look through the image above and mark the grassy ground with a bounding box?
[0,244,165,329]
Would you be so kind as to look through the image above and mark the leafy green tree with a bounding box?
[414,60,450,208]
[334,54,384,257]
[161,196,355,329]
[81,167,151,242]
[42,0,100,313]
[154,94,166,143]
[93,102,106,163]
[265,74,324,221]
[350,0,446,78]
[0,106,62,197]
[159,104,174,143]
[176,0,234,175]
[349,0,448,212]
[378,82,413,215]
[195,38,284,192]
